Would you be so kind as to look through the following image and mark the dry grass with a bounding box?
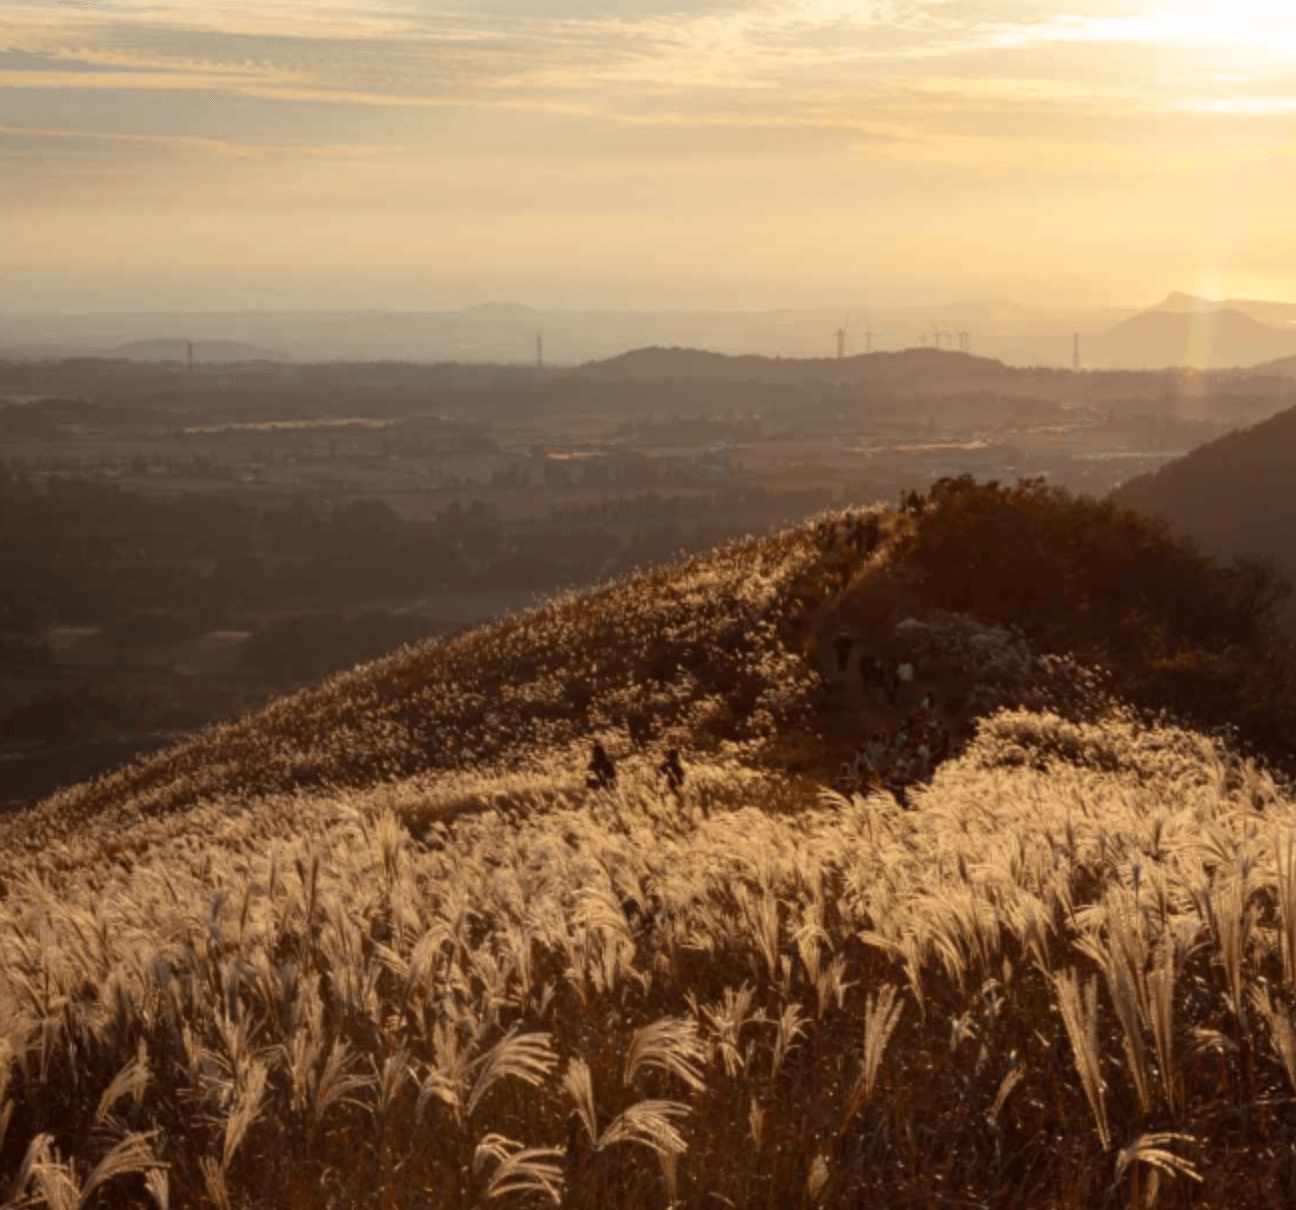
[4,507,1296,1207]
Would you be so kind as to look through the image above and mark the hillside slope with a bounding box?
[1111,403,1296,630]
[6,491,1296,1208]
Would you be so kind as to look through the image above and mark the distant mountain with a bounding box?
[1150,291,1296,329]
[109,338,291,363]
[0,300,1148,368]
[1152,292,1226,315]
[1111,401,1296,627]
[1085,307,1296,370]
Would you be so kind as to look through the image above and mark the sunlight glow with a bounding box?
[1050,1,1296,56]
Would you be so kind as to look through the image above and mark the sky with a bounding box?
[4,0,1296,311]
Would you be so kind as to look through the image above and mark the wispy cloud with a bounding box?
[3,1,1290,123]
[6,0,1296,299]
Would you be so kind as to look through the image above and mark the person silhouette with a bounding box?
[658,748,685,794]
[833,632,854,674]
[587,741,617,790]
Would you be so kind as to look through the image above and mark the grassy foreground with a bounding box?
[4,499,1296,1208]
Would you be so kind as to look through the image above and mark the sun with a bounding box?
[1068,0,1296,60]
[1173,0,1295,49]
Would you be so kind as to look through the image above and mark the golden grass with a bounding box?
[3,507,1296,1207]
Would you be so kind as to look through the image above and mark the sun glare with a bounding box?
[1069,0,1296,56]
[1174,0,1295,50]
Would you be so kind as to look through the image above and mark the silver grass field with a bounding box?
[1,510,1295,1208]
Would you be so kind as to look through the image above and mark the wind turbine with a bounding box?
[836,315,849,359]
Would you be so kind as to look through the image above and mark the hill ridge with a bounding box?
[7,484,1296,1207]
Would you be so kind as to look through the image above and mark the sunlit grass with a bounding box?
[3,505,1295,1207]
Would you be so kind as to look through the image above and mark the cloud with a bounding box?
[2,1,1291,125]
[0,120,382,160]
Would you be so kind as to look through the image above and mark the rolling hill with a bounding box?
[4,483,1296,1207]
[573,345,1010,387]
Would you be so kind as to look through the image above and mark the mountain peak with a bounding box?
[1155,291,1220,313]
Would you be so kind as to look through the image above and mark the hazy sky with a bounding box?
[4,0,1296,310]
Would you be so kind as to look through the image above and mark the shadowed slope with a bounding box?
[1111,403,1296,635]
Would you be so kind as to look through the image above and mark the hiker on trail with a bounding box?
[889,755,912,809]
[833,632,854,674]
[862,515,880,554]
[587,741,618,791]
[850,515,867,554]
[914,747,932,785]
[658,748,686,794]
[896,661,915,705]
